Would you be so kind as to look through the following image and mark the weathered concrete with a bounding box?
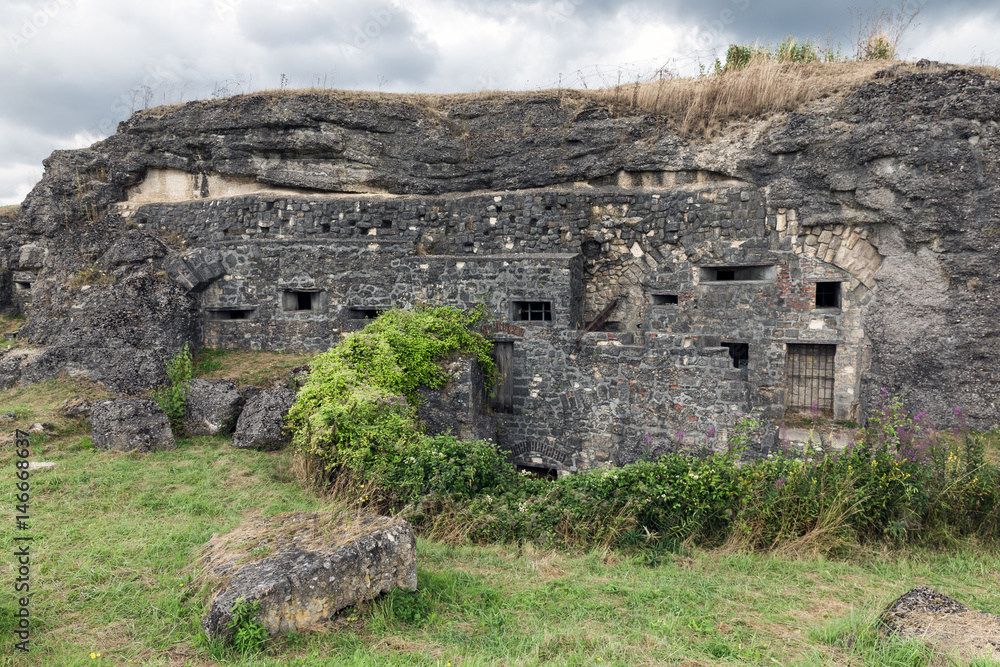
[184,379,244,435]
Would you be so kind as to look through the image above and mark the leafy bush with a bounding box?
[717,37,833,74]
[288,305,498,491]
[227,597,268,656]
[152,343,193,434]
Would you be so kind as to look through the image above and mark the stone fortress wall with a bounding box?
[121,167,880,471]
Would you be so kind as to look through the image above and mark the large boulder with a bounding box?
[184,379,244,435]
[201,513,417,639]
[90,399,176,453]
[231,389,296,450]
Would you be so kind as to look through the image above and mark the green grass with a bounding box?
[190,348,313,387]
[2,377,999,666]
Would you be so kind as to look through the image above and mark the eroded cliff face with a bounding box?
[1,64,997,434]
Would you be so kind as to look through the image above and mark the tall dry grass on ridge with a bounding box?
[594,58,888,138]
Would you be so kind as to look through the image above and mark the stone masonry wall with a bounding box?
[125,175,874,469]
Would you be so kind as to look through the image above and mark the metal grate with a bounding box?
[514,301,551,321]
[786,344,836,414]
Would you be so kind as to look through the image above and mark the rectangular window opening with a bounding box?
[514,301,552,322]
[14,281,31,291]
[207,309,256,321]
[652,294,679,305]
[347,308,381,320]
[282,290,319,312]
[815,282,842,309]
[721,342,749,369]
[699,265,775,282]
[592,320,622,332]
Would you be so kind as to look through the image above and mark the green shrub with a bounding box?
[386,434,515,502]
[227,597,268,656]
[152,343,193,434]
[288,305,497,487]
[406,401,1000,553]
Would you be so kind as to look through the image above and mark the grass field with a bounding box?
[1,369,998,666]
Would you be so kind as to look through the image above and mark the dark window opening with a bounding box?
[282,290,319,312]
[721,342,749,369]
[14,281,31,291]
[321,223,331,233]
[514,301,551,321]
[652,294,679,305]
[699,265,775,282]
[490,341,514,413]
[381,219,393,228]
[207,309,255,321]
[347,308,381,320]
[592,320,622,332]
[582,239,602,260]
[815,282,841,309]
[515,464,557,480]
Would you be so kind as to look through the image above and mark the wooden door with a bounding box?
[490,342,514,413]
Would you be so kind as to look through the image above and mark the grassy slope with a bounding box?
[0,360,998,666]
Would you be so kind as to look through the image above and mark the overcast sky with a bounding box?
[2,0,998,206]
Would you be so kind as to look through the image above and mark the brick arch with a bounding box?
[505,441,572,469]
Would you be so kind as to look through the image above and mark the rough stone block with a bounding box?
[201,513,417,639]
[184,379,245,435]
[91,399,176,453]
[231,388,296,450]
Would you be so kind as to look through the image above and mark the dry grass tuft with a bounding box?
[197,507,399,592]
[0,204,19,219]
[594,59,888,138]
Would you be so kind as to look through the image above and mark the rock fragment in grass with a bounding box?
[184,379,244,435]
[200,512,417,639]
[231,388,295,450]
[90,399,176,453]
[60,397,92,420]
